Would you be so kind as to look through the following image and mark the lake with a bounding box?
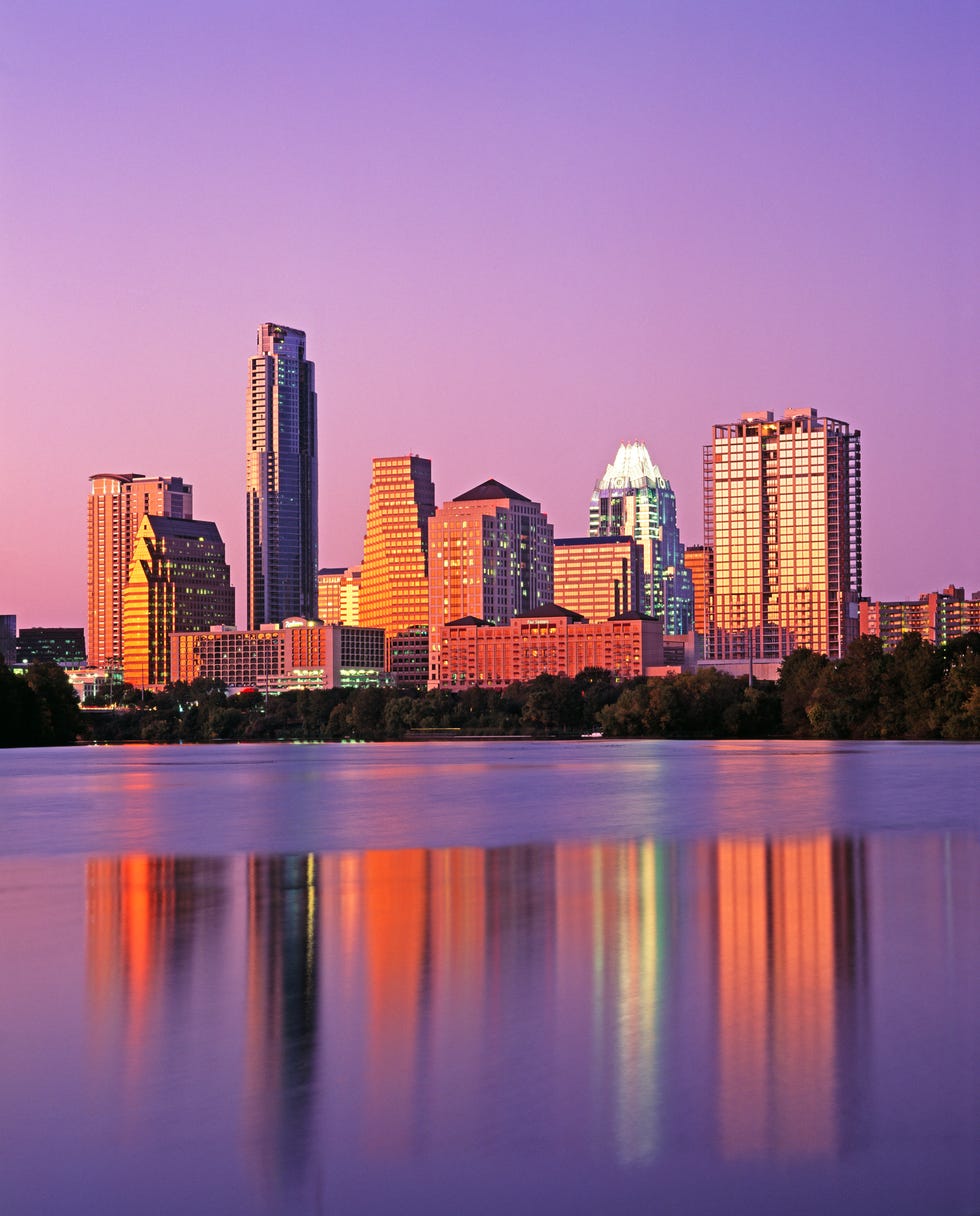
[1,740,978,1215]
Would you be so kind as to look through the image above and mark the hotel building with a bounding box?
[859,585,980,649]
[122,515,235,688]
[590,442,695,634]
[553,536,644,622]
[703,409,862,662]
[360,455,436,685]
[246,323,318,628]
[88,473,192,668]
[171,619,385,693]
[428,479,554,684]
[432,604,663,688]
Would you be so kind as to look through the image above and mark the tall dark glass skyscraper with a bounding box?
[246,324,318,628]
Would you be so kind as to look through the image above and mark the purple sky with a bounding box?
[2,0,978,628]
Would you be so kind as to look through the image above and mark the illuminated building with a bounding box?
[122,515,235,687]
[859,585,980,649]
[684,545,713,637]
[703,409,862,662]
[432,604,663,688]
[87,473,192,668]
[315,565,362,626]
[553,536,643,622]
[428,478,553,683]
[359,455,436,685]
[590,442,694,634]
[171,618,385,693]
[16,627,86,667]
[246,323,318,628]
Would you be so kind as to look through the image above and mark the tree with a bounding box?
[778,648,830,737]
[25,661,84,745]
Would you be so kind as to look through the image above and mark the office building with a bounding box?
[433,604,663,688]
[684,545,713,637]
[360,455,436,685]
[428,479,553,684]
[553,536,644,622]
[16,627,86,667]
[859,585,980,649]
[317,566,361,626]
[703,408,862,662]
[246,323,318,628]
[171,619,385,694]
[0,615,16,666]
[590,442,694,634]
[123,515,235,687]
[88,474,192,668]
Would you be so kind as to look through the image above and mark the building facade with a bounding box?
[553,536,644,622]
[359,455,436,685]
[428,479,554,685]
[122,515,235,687]
[16,627,87,667]
[703,409,862,662]
[246,323,318,628]
[432,605,663,689]
[684,545,713,638]
[590,442,694,634]
[859,586,980,649]
[171,619,385,693]
[317,566,361,626]
[0,615,16,666]
[88,474,192,668]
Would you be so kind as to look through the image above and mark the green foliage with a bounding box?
[50,634,980,748]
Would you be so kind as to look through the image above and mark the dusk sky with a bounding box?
[2,0,977,628]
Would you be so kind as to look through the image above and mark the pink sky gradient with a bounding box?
[2,1,977,629]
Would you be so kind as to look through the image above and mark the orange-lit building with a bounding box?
[703,409,862,661]
[859,585,980,649]
[122,515,234,688]
[432,604,663,688]
[684,544,713,637]
[88,473,192,668]
[359,455,436,685]
[428,478,553,684]
[171,618,385,693]
[316,566,362,626]
[553,536,643,622]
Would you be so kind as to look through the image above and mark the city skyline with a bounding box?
[3,2,978,626]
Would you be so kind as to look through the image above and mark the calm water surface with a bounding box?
[0,740,978,1215]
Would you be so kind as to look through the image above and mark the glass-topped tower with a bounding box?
[590,441,694,634]
[246,324,318,628]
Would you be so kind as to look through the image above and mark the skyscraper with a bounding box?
[553,536,644,621]
[88,474,192,668]
[590,442,694,634]
[122,514,235,687]
[703,408,862,661]
[246,323,318,628]
[428,479,553,684]
[359,455,436,685]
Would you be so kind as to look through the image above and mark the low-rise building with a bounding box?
[859,586,980,649]
[170,618,386,694]
[16,627,87,667]
[430,604,663,689]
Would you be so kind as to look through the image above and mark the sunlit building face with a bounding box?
[359,455,436,686]
[703,409,862,660]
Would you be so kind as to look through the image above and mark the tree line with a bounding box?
[2,632,978,747]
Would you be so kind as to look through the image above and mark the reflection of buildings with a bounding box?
[244,855,319,1182]
[86,855,227,1070]
[714,836,868,1158]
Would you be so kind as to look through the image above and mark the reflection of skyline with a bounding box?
[244,854,319,1188]
[714,837,869,1159]
[83,834,874,1177]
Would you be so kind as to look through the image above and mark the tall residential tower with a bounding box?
[246,323,318,628]
[703,408,862,661]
